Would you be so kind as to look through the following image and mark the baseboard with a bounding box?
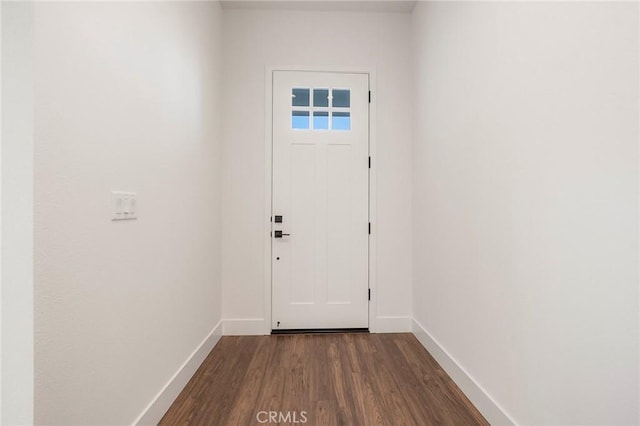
[374,316,412,333]
[411,319,516,426]
[132,320,223,426]
[223,318,267,335]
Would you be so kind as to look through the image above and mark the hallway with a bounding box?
[160,333,487,425]
[2,1,638,424]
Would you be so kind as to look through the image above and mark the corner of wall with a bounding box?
[132,320,223,426]
[411,319,516,426]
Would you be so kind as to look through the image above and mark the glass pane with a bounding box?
[292,88,310,107]
[332,112,350,130]
[332,89,350,108]
[292,111,309,129]
[313,89,329,107]
[313,112,329,130]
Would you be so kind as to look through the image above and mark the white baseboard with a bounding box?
[223,318,267,335]
[132,320,223,426]
[411,319,516,426]
[374,316,412,333]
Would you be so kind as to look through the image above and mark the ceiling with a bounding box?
[220,0,417,14]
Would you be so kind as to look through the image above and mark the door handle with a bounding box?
[274,230,291,238]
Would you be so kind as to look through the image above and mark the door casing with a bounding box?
[262,66,379,334]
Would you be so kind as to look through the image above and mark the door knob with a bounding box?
[274,230,290,238]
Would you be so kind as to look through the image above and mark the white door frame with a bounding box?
[263,66,378,334]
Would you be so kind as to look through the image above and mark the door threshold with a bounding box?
[271,328,369,335]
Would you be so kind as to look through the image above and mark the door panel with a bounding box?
[272,71,369,330]
[327,144,352,304]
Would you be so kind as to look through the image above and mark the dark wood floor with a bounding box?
[160,333,488,425]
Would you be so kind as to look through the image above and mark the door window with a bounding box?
[291,88,351,131]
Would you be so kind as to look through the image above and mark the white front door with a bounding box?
[272,71,369,331]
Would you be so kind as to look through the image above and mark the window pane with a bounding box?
[313,112,329,130]
[292,88,310,107]
[292,111,309,129]
[332,89,350,108]
[332,112,350,130]
[313,89,329,107]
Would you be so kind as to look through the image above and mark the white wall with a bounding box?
[221,7,413,332]
[1,2,34,424]
[33,2,223,424]
[411,2,639,425]
[0,2,3,420]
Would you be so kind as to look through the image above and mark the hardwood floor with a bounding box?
[160,333,488,426]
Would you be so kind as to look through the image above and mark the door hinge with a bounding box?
[368,91,371,103]
[368,289,371,301]
[368,222,371,234]
[368,156,371,168]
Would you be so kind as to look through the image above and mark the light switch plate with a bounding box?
[112,191,137,221]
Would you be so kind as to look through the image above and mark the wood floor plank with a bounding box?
[223,337,273,425]
[159,333,489,426]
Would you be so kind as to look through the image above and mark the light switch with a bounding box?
[112,191,137,221]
